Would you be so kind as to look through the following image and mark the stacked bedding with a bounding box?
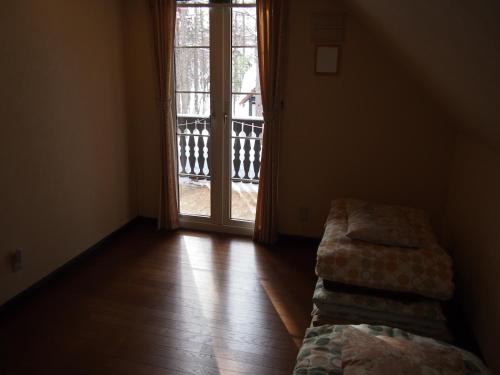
[316,199,454,301]
[311,278,451,341]
[312,198,455,339]
[295,199,487,373]
[293,324,490,375]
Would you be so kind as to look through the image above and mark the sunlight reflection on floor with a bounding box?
[180,233,301,373]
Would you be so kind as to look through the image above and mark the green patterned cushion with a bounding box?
[293,325,489,375]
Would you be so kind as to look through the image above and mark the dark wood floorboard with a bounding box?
[0,222,318,374]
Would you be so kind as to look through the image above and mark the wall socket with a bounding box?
[11,249,23,272]
[299,207,309,223]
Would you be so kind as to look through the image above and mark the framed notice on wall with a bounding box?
[315,45,340,75]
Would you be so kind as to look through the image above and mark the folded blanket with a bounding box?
[322,278,426,302]
[312,277,451,341]
[314,278,445,322]
[293,325,490,375]
[312,305,451,342]
[342,326,465,375]
[316,199,454,301]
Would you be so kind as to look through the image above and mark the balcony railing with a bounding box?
[176,115,264,184]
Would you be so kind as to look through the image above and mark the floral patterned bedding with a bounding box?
[311,306,451,343]
[293,324,490,375]
[312,278,451,341]
[315,199,454,301]
[345,199,428,248]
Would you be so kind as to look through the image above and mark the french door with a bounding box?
[174,0,263,234]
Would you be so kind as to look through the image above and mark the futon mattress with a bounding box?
[293,324,489,375]
[316,199,454,301]
[312,278,450,341]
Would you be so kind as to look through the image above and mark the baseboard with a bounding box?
[136,215,157,226]
[0,216,145,313]
[138,216,322,242]
[0,217,322,313]
[178,220,254,237]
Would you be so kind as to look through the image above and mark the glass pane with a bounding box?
[176,93,210,117]
[177,0,234,2]
[230,119,261,221]
[178,0,209,3]
[175,3,211,218]
[175,47,210,91]
[232,0,257,5]
[232,93,262,118]
[177,0,209,4]
[175,7,209,47]
[177,0,233,3]
[179,178,211,216]
[232,8,257,46]
[177,116,211,217]
[232,47,260,94]
[231,6,260,221]
[231,182,257,220]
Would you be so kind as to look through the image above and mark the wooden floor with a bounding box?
[0,222,318,374]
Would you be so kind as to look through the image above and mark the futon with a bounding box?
[311,278,451,341]
[293,324,490,375]
[316,199,454,301]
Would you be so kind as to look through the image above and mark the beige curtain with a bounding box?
[150,0,179,230]
[254,0,287,244]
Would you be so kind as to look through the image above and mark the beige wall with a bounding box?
[2,1,498,370]
[443,134,500,372]
[349,0,500,152]
[279,0,455,237]
[126,0,456,237]
[124,0,161,218]
[0,0,134,305]
[343,1,500,370]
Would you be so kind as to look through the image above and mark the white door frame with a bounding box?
[177,2,256,236]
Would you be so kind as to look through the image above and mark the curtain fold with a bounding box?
[150,0,179,230]
[254,0,287,244]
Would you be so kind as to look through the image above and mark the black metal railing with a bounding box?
[176,115,263,184]
[176,116,211,179]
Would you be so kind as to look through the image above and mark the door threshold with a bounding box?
[179,218,254,237]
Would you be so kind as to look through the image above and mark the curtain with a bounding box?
[150,0,179,230]
[254,0,287,244]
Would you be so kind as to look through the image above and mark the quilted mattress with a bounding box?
[315,199,454,301]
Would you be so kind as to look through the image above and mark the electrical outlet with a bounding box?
[12,249,22,272]
[299,207,309,223]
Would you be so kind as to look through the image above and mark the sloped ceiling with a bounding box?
[348,0,500,149]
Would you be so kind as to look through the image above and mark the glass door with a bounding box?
[228,4,262,223]
[175,0,261,233]
[175,3,212,218]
